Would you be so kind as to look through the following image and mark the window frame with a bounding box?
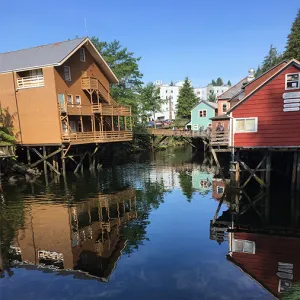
[199,110,207,118]
[80,48,86,62]
[64,66,71,82]
[285,73,300,90]
[69,121,77,132]
[232,239,256,254]
[222,103,227,113]
[67,94,73,105]
[234,117,258,133]
[217,186,224,194]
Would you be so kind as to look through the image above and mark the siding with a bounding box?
[232,65,300,147]
[217,100,229,115]
[231,232,300,298]
[54,46,110,106]
[191,102,215,130]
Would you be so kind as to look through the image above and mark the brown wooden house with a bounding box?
[0,37,133,173]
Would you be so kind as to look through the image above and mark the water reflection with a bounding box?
[210,182,300,299]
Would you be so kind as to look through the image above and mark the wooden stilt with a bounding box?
[296,151,300,195]
[291,151,297,226]
[27,147,31,165]
[61,148,66,176]
[265,151,271,225]
[43,146,48,177]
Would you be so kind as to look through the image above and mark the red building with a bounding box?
[213,59,300,148]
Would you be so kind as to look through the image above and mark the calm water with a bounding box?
[0,147,297,299]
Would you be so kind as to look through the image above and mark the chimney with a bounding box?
[247,68,255,82]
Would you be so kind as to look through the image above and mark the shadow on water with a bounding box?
[0,146,299,299]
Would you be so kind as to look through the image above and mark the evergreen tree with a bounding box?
[178,171,194,202]
[170,81,175,86]
[176,77,198,119]
[216,77,224,86]
[227,80,232,86]
[208,91,217,102]
[0,107,15,145]
[284,9,300,61]
[91,37,143,116]
[139,83,165,123]
[211,79,217,86]
[255,45,282,77]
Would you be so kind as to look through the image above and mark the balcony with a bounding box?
[210,130,229,146]
[62,130,133,144]
[17,75,44,89]
[92,104,131,116]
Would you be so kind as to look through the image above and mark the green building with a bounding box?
[192,169,213,195]
[190,100,217,131]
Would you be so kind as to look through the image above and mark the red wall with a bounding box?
[232,65,300,147]
[231,232,300,298]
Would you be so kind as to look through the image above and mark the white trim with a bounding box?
[80,48,86,62]
[285,73,300,90]
[75,95,81,105]
[232,239,256,254]
[199,109,207,117]
[233,117,258,133]
[64,66,71,81]
[67,94,73,105]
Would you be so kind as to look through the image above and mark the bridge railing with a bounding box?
[147,129,208,138]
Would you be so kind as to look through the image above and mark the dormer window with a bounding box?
[222,103,227,112]
[80,48,86,62]
[286,73,300,90]
[64,66,71,81]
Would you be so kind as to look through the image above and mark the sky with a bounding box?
[0,0,299,87]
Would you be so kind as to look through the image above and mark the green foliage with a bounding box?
[91,37,143,117]
[211,79,217,86]
[208,90,217,102]
[138,83,165,122]
[216,77,224,86]
[0,107,15,145]
[176,77,198,119]
[255,45,282,77]
[178,171,194,201]
[227,80,232,86]
[284,9,300,61]
[282,283,300,300]
[170,81,175,86]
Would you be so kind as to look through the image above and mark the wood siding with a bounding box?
[217,100,229,115]
[232,65,300,147]
[231,232,300,298]
[54,46,110,107]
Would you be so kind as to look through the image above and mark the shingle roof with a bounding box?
[0,37,119,83]
[217,77,248,100]
[192,100,218,110]
[0,37,86,73]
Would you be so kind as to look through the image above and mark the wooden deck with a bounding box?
[62,131,133,144]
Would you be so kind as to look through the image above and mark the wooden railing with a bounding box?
[17,75,44,89]
[148,129,208,138]
[92,103,131,116]
[62,130,133,144]
[210,131,229,145]
[66,105,93,115]
[81,77,118,106]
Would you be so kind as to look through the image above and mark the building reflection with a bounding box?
[10,189,137,282]
[210,186,300,298]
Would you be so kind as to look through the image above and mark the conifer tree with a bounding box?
[284,9,300,61]
[176,77,198,119]
[227,80,231,86]
[216,77,224,86]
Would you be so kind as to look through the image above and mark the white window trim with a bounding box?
[199,109,207,118]
[64,66,71,82]
[67,94,73,105]
[285,73,300,90]
[233,239,256,254]
[222,103,227,112]
[80,48,86,62]
[234,117,258,133]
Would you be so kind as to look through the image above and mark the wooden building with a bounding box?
[0,37,132,173]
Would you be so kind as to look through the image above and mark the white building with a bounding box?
[152,80,183,121]
[194,84,230,101]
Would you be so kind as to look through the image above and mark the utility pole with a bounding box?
[169,96,172,120]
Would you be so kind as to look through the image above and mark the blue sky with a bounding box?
[0,0,299,86]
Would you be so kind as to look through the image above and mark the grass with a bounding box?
[282,284,300,300]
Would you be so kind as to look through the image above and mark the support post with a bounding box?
[43,146,48,177]
[27,147,31,165]
[61,148,66,176]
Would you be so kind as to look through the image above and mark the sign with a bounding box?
[283,107,300,112]
[284,99,300,103]
[283,92,300,99]
[284,103,300,108]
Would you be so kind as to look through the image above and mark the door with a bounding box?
[58,94,66,112]
[70,121,77,133]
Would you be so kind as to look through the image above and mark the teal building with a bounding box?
[192,169,213,195]
[190,100,217,131]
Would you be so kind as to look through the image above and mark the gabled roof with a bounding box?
[192,100,218,110]
[228,59,300,113]
[0,37,119,83]
[217,77,248,100]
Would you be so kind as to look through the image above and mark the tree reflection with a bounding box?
[178,171,194,201]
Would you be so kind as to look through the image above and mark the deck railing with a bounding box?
[17,75,44,89]
[92,103,131,116]
[210,131,229,145]
[148,129,208,138]
[62,130,133,144]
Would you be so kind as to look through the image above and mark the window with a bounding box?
[61,121,68,133]
[67,95,73,105]
[232,239,255,254]
[171,90,173,93]
[234,118,257,133]
[75,95,81,105]
[199,110,207,117]
[80,48,86,62]
[200,180,208,188]
[197,91,200,95]
[286,73,300,90]
[70,121,77,132]
[166,90,168,93]
[193,124,199,130]
[222,103,227,113]
[217,186,224,194]
[64,66,71,81]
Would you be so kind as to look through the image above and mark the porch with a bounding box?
[62,131,133,144]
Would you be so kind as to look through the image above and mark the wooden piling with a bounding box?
[27,147,31,165]
[61,148,66,176]
[43,146,48,177]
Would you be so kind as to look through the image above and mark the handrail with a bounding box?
[17,75,44,89]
